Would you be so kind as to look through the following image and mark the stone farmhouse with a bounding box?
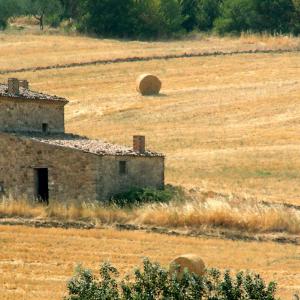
[0,78,164,203]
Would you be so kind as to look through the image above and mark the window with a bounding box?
[42,123,48,134]
[0,182,3,193]
[119,161,127,175]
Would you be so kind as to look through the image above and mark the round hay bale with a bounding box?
[136,74,161,95]
[169,254,205,278]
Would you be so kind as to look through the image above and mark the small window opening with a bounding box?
[42,123,48,134]
[35,168,49,204]
[119,161,127,175]
[0,182,4,193]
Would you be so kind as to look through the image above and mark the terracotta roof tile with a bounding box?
[0,84,68,103]
[16,133,163,157]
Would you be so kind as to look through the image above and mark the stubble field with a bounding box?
[0,32,300,300]
[1,33,300,203]
[0,225,300,300]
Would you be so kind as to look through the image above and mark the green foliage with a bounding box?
[252,0,295,33]
[159,0,185,36]
[24,0,63,29]
[78,0,135,38]
[197,0,222,31]
[4,0,300,37]
[59,0,80,20]
[0,0,25,29]
[292,0,300,34]
[129,0,163,39]
[78,0,184,39]
[111,185,180,207]
[180,0,200,31]
[215,0,296,34]
[65,258,279,300]
[214,0,257,34]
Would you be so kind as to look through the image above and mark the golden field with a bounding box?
[0,32,300,300]
[0,225,300,300]
[0,34,300,203]
[0,32,299,71]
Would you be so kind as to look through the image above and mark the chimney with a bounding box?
[19,80,29,89]
[133,135,145,153]
[8,78,19,95]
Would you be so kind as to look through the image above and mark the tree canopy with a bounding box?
[1,0,300,38]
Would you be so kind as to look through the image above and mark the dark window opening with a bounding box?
[119,161,127,175]
[0,182,4,193]
[42,123,48,134]
[35,168,49,204]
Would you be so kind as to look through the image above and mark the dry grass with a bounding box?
[1,194,300,235]
[0,31,299,71]
[0,225,299,300]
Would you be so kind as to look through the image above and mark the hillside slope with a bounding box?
[0,34,299,203]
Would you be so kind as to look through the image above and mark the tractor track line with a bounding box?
[0,48,299,75]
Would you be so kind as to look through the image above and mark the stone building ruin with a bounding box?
[0,78,164,203]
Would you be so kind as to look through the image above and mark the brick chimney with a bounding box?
[133,135,145,153]
[19,80,29,89]
[8,78,19,95]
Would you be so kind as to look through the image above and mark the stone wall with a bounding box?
[0,133,97,202]
[98,155,164,200]
[0,133,165,202]
[0,97,65,133]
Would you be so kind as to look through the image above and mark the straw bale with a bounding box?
[136,74,161,95]
[169,254,205,278]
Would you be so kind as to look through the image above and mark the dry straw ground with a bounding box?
[0,225,299,300]
[1,33,299,203]
[0,32,299,71]
[0,32,300,299]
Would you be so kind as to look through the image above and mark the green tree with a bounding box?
[292,0,300,34]
[252,0,295,33]
[180,0,200,31]
[198,0,222,31]
[214,0,296,34]
[214,0,256,34]
[25,0,62,30]
[59,0,80,19]
[159,0,185,36]
[0,0,25,29]
[130,0,163,39]
[79,0,135,37]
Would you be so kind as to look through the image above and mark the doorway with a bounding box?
[35,168,49,204]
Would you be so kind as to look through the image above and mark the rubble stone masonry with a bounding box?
[0,132,164,202]
[0,97,65,133]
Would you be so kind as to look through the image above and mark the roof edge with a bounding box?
[0,95,68,105]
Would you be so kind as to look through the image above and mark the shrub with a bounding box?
[111,185,182,207]
[65,258,278,300]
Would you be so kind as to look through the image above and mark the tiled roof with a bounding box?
[16,133,163,157]
[0,84,68,103]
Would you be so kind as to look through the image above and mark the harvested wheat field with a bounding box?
[1,33,300,300]
[0,32,299,71]
[0,225,299,300]
[0,43,299,204]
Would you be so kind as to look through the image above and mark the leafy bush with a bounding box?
[0,0,25,29]
[111,185,182,207]
[214,0,296,35]
[65,258,278,300]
